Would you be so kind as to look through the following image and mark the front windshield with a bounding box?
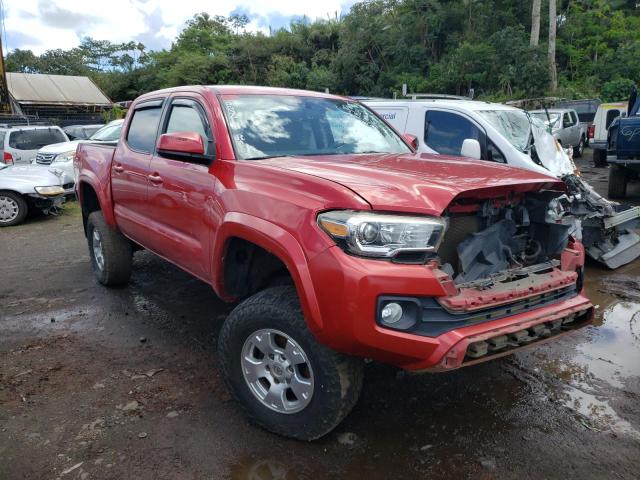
[477,110,532,152]
[90,122,122,141]
[221,94,411,160]
[530,112,561,127]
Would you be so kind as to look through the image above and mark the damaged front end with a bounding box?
[408,189,595,368]
[560,174,640,269]
[528,114,640,268]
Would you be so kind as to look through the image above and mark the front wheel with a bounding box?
[0,191,28,227]
[218,286,364,440]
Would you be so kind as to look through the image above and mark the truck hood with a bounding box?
[38,140,82,155]
[0,164,70,193]
[260,153,563,215]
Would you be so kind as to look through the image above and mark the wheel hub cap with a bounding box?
[92,229,105,271]
[0,196,19,223]
[241,328,314,414]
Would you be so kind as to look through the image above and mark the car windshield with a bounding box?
[477,110,533,152]
[90,122,122,141]
[530,112,561,127]
[9,128,67,150]
[221,94,411,160]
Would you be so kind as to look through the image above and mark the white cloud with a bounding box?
[3,0,354,54]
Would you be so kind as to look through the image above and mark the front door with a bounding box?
[111,99,165,241]
[144,95,216,280]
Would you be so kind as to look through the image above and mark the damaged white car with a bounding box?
[365,99,640,269]
[0,164,72,226]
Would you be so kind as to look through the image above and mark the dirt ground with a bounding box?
[1,149,639,480]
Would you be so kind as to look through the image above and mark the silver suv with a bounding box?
[0,125,68,166]
[529,108,586,157]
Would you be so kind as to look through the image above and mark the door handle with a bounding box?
[113,164,124,173]
[148,173,163,185]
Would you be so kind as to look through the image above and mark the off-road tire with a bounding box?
[593,149,607,167]
[87,211,132,286]
[608,164,628,199]
[573,136,585,158]
[0,191,28,227]
[218,286,364,441]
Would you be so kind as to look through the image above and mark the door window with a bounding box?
[165,103,208,141]
[570,111,579,124]
[127,104,163,153]
[424,110,483,156]
[562,113,572,128]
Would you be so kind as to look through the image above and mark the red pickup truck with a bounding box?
[75,86,593,440]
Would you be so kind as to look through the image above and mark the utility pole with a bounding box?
[0,3,11,113]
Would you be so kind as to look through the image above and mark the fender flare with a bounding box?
[212,212,324,333]
[77,172,117,228]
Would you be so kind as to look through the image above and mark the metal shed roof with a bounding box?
[6,72,112,106]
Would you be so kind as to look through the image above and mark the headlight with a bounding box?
[34,186,65,196]
[317,210,446,258]
[53,151,75,163]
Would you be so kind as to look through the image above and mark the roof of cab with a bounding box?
[134,85,348,102]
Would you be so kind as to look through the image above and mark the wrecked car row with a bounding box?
[0,120,123,226]
[75,86,594,440]
[366,98,640,269]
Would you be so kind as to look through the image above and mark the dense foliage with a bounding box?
[5,0,639,102]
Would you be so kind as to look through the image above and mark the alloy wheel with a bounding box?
[92,229,105,271]
[241,328,314,414]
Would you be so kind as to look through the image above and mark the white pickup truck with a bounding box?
[365,98,640,269]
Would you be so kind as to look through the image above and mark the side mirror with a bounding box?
[460,138,481,159]
[402,133,418,150]
[158,131,205,156]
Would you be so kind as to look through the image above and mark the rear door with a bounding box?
[144,94,217,280]
[111,99,165,240]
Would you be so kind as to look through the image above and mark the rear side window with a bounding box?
[570,111,579,124]
[0,131,6,149]
[606,109,620,130]
[8,128,66,150]
[127,105,163,153]
[424,110,483,156]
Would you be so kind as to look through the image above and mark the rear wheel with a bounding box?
[573,136,585,158]
[218,286,364,440]
[608,164,628,199]
[87,211,132,285]
[593,149,607,167]
[0,191,28,227]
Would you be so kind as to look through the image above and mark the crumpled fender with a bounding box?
[211,212,323,333]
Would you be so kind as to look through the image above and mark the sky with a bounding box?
[1,0,358,54]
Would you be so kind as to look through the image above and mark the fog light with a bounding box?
[381,302,403,324]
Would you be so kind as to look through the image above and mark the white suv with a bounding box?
[0,125,68,165]
[589,102,627,167]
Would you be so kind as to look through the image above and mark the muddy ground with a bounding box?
[1,150,639,480]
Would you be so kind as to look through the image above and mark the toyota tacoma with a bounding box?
[75,86,593,440]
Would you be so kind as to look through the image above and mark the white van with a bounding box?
[589,102,627,167]
[364,99,573,177]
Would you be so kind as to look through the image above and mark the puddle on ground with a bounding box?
[538,267,640,440]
